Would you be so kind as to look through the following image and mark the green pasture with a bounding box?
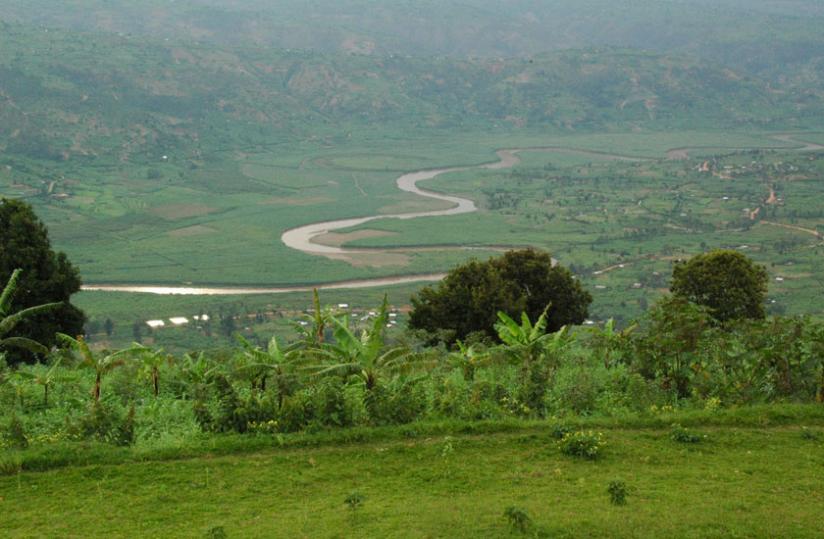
[2,407,824,538]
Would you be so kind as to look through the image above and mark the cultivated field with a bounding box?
[25,130,820,349]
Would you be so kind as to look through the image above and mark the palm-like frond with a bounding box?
[0,336,50,355]
[57,333,94,364]
[494,307,550,347]
[0,302,64,337]
[58,333,144,372]
[180,351,219,384]
[16,357,62,385]
[0,269,22,315]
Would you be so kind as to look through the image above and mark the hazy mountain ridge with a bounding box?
[2,0,824,65]
[1,22,819,168]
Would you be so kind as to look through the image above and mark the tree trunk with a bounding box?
[152,367,159,397]
[93,373,101,402]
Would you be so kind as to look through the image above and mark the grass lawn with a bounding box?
[2,408,824,538]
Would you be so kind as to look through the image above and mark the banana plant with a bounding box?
[139,347,170,397]
[494,308,572,417]
[180,351,217,386]
[236,334,303,406]
[294,289,331,346]
[448,341,491,381]
[312,296,410,391]
[5,371,28,409]
[57,334,144,402]
[494,308,571,365]
[0,269,63,356]
[590,318,637,368]
[15,358,62,406]
[176,351,220,399]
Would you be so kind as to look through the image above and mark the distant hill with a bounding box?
[2,0,824,76]
[1,23,820,169]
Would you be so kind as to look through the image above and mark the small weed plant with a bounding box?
[345,491,365,513]
[0,452,22,476]
[3,415,28,449]
[204,526,227,539]
[559,430,606,460]
[670,423,703,444]
[503,506,533,534]
[550,422,572,440]
[607,480,629,506]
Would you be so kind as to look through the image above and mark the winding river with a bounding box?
[83,136,821,296]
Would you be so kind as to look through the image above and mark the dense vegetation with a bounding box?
[3,260,822,458]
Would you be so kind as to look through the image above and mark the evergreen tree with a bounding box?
[409,249,591,344]
[671,249,768,323]
[0,198,85,364]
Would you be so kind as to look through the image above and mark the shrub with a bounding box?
[277,391,314,433]
[598,367,666,413]
[607,480,629,506]
[670,423,703,444]
[503,506,533,534]
[434,370,471,419]
[192,398,214,432]
[800,427,820,441]
[113,404,136,446]
[204,526,227,539]
[550,422,572,440]
[369,377,428,425]
[69,402,122,443]
[312,377,350,428]
[3,414,29,449]
[213,375,248,433]
[547,357,606,415]
[0,452,22,476]
[559,430,606,460]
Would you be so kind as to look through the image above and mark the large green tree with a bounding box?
[0,198,85,364]
[409,249,591,344]
[671,249,768,323]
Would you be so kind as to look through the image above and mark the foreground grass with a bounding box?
[2,407,824,538]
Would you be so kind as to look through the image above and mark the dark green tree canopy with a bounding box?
[409,249,592,344]
[0,198,85,364]
[671,249,768,323]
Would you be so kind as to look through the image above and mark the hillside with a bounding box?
[0,22,820,169]
[2,0,824,67]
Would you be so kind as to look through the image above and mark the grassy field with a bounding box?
[2,406,823,538]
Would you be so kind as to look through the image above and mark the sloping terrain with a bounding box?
[0,23,819,169]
